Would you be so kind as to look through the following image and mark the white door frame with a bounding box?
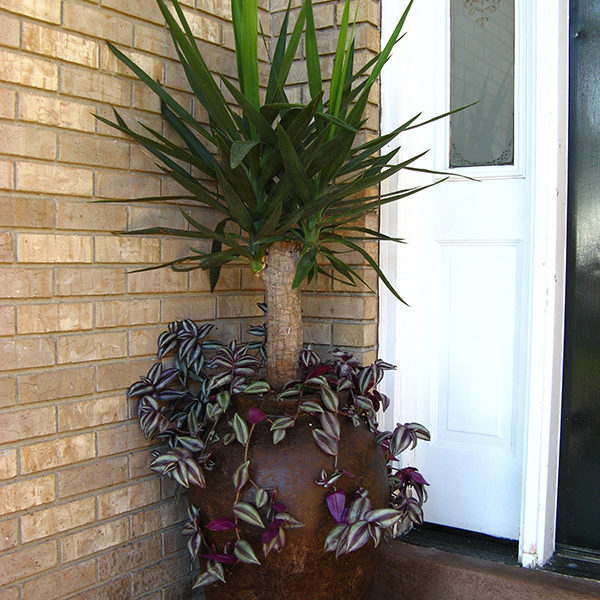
[379,0,569,567]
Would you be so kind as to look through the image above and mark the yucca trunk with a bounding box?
[261,241,303,390]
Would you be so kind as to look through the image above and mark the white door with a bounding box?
[379,0,534,540]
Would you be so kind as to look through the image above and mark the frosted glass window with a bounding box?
[450,0,515,167]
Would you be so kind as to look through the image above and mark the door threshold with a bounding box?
[401,523,519,566]
[544,545,600,582]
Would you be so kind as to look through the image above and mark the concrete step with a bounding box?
[370,542,600,600]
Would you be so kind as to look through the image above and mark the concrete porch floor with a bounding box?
[370,542,600,600]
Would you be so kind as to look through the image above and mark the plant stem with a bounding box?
[261,241,303,390]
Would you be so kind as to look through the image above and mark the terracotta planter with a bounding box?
[189,398,389,600]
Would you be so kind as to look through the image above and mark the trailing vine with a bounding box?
[129,317,430,589]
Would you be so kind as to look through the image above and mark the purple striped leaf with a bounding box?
[233,460,250,491]
[312,428,338,456]
[233,502,264,528]
[234,540,261,565]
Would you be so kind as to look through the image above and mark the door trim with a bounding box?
[379,0,569,567]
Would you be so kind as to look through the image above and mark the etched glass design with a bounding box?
[450,0,515,167]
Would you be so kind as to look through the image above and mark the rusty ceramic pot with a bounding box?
[188,397,389,600]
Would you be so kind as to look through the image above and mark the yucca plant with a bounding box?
[99,0,443,389]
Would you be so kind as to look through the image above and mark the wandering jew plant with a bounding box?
[130,319,430,588]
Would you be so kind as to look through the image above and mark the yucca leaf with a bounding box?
[304,0,323,110]
[230,140,260,169]
[266,2,291,104]
[276,4,307,101]
[275,125,312,204]
[240,0,260,109]
[292,247,317,289]
[232,0,245,92]
[329,0,351,122]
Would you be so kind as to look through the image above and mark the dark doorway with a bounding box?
[557,0,600,552]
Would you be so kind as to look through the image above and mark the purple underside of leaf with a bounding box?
[261,519,284,544]
[205,518,237,531]
[400,467,429,486]
[200,552,236,564]
[271,502,287,513]
[248,407,267,424]
[327,489,347,524]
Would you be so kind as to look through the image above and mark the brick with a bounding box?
[97,479,160,519]
[0,474,55,514]
[69,576,132,600]
[0,377,16,408]
[0,586,19,600]
[21,433,95,474]
[97,421,150,457]
[133,554,188,597]
[303,321,331,345]
[0,15,19,48]
[0,267,53,299]
[60,133,130,169]
[0,160,13,190]
[181,8,221,44]
[96,299,160,328]
[95,236,160,263]
[96,171,161,200]
[129,450,151,479]
[22,22,99,67]
[21,559,96,600]
[18,366,95,405]
[56,267,127,296]
[332,322,378,347]
[302,294,378,320]
[21,496,96,542]
[59,395,127,431]
[0,50,57,90]
[134,22,177,57]
[190,266,241,292]
[129,205,185,230]
[0,232,14,263]
[97,359,154,393]
[0,449,17,480]
[63,1,134,45]
[18,302,94,335]
[217,294,264,319]
[57,331,128,364]
[161,297,216,322]
[57,201,127,231]
[17,234,93,263]
[0,88,16,118]
[131,502,184,538]
[103,0,162,23]
[101,45,164,80]
[61,65,131,107]
[0,540,57,586]
[0,306,15,336]
[59,456,128,498]
[0,337,56,371]
[98,536,161,580]
[128,268,188,294]
[0,123,56,160]
[129,326,165,357]
[62,517,129,562]
[0,0,61,23]
[0,405,56,443]
[0,197,54,228]
[17,162,93,196]
[0,518,18,551]
[19,92,96,133]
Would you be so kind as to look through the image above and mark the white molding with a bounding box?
[519,0,569,568]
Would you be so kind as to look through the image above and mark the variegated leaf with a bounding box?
[233,502,264,528]
[365,508,404,529]
[299,400,324,413]
[275,512,304,529]
[233,460,250,491]
[270,416,295,431]
[321,385,339,412]
[255,488,268,508]
[324,524,346,553]
[232,413,249,445]
[234,540,261,565]
[206,559,226,583]
[312,428,338,456]
[272,429,286,445]
[216,390,230,411]
[243,380,270,394]
[192,571,219,589]
[320,411,340,441]
[337,521,370,556]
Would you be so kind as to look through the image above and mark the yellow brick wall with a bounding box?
[0,1,381,598]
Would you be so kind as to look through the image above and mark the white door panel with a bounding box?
[380,0,533,539]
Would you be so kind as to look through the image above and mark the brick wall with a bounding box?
[0,1,381,599]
